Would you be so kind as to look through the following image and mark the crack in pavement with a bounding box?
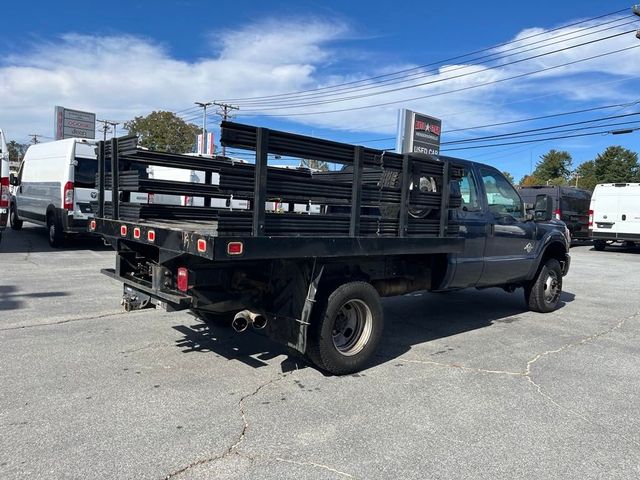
[399,311,640,447]
[0,309,148,332]
[162,372,291,479]
[274,457,354,478]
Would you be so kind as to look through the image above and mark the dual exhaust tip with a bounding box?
[231,310,268,333]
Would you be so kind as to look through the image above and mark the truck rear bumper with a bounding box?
[101,268,193,311]
[591,231,640,242]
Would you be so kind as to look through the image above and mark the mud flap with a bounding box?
[266,260,324,355]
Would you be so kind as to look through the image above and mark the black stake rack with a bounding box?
[96,122,463,239]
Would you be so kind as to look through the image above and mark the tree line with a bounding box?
[514,147,639,191]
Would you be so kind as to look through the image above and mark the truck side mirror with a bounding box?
[524,202,534,211]
[534,194,553,221]
[9,173,19,186]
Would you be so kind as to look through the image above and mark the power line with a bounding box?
[240,29,636,112]
[232,17,637,108]
[442,111,640,145]
[219,7,630,104]
[441,125,640,152]
[240,44,640,117]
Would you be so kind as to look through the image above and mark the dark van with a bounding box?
[517,186,591,240]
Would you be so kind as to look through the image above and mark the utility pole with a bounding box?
[213,101,239,157]
[97,120,111,141]
[28,134,40,144]
[575,174,580,188]
[97,119,119,140]
[194,102,212,153]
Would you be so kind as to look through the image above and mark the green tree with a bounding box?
[7,140,29,165]
[124,111,201,153]
[572,160,598,191]
[518,174,541,186]
[593,146,639,183]
[502,171,515,184]
[532,149,572,184]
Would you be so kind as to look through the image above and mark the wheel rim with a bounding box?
[543,271,560,305]
[49,221,55,243]
[331,299,373,356]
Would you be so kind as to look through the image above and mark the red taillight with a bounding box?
[227,241,244,255]
[89,219,96,231]
[0,177,9,208]
[197,238,207,253]
[588,209,594,228]
[120,225,127,236]
[147,230,156,242]
[133,227,141,239]
[176,267,188,292]
[63,181,74,210]
[554,209,561,221]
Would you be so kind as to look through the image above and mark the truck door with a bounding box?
[448,166,487,288]
[478,168,536,286]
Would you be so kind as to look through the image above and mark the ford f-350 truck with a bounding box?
[92,122,570,374]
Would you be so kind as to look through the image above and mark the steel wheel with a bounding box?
[543,270,560,305]
[331,299,373,356]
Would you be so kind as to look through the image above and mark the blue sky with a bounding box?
[1,0,639,182]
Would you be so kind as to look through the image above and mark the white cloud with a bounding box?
[0,15,638,145]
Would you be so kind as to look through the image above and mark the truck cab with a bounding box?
[443,158,570,293]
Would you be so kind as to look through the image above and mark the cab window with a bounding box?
[480,169,523,218]
[458,169,481,212]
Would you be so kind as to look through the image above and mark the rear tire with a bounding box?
[307,281,384,375]
[593,240,606,251]
[47,213,65,248]
[525,259,563,313]
[10,204,23,230]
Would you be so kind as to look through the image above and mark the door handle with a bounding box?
[487,223,495,235]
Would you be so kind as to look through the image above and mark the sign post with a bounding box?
[54,106,96,140]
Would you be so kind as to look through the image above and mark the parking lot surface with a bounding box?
[1,225,639,479]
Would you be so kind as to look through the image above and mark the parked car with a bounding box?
[0,129,9,243]
[589,183,640,250]
[9,138,102,247]
[517,185,591,240]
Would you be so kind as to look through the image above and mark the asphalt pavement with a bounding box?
[1,224,639,479]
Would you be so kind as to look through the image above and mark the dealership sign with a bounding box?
[54,106,96,140]
[396,109,442,156]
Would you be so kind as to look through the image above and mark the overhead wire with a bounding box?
[218,7,630,104]
[231,17,637,108]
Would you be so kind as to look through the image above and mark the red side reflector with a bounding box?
[197,239,207,253]
[120,225,127,236]
[133,227,141,239]
[176,267,188,292]
[147,230,155,242]
[227,241,244,255]
[89,220,96,231]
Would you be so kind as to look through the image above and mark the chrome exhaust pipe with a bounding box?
[231,311,250,333]
[249,312,268,330]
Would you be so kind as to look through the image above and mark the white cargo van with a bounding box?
[589,183,640,250]
[9,138,101,247]
[0,129,9,242]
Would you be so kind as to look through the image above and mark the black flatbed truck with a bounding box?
[92,122,570,374]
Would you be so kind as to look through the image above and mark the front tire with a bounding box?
[10,204,23,230]
[307,281,384,375]
[525,259,563,313]
[47,213,65,248]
